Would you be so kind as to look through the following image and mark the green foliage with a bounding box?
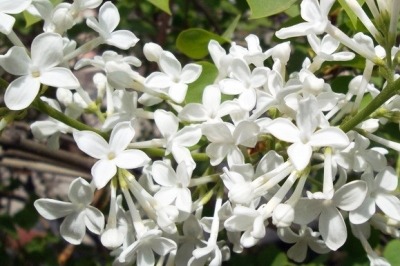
[337,0,366,29]
[246,0,298,19]
[147,0,171,15]
[186,61,218,103]
[176,29,228,59]
[384,239,400,265]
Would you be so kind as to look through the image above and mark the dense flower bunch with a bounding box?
[1,0,400,265]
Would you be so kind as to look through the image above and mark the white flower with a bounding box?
[152,161,193,214]
[145,51,202,103]
[86,2,139,50]
[278,226,329,262]
[34,177,104,244]
[293,180,368,250]
[275,0,335,39]
[267,96,349,170]
[0,0,32,34]
[73,122,151,189]
[0,32,80,110]
[350,167,400,224]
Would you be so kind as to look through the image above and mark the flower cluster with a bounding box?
[1,0,400,265]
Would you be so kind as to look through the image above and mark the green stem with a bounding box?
[0,78,9,90]
[340,77,400,132]
[32,98,109,139]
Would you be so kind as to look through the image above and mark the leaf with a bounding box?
[384,239,400,265]
[246,0,298,19]
[337,0,366,29]
[147,0,171,15]
[177,28,228,59]
[23,11,41,28]
[222,15,241,40]
[186,61,218,103]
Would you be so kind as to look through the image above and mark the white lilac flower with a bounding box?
[202,120,259,167]
[0,32,80,110]
[151,161,193,215]
[0,0,32,34]
[86,2,139,50]
[219,58,269,111]
[242,34,268,67]
[293,180,368,250]
[154,110,202,170]
[275,0,335,39]
[34,177,104,244]
[267,96,349,170]
[278,226,329,263]
[350,167,400,224]
[73,122,151,189]
[208,40,233,81]
[145,51,202,104]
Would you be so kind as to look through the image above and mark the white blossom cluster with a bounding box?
[1,0,400,265]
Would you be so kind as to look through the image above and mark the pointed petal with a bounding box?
[114,149,150,169]
[73,130,109,159]
[109,122,135,153]
[375,194,400,221]
[173,126,202,147]
[233,121,259,147]
[202,122,233,143]
[319,207,346,251]
[108,30,139,50]
[137,247,155,266]
[275,23,316,39]
[175,188,192,213]
[267,118,301,143]
[99,1,119,32]
[277,227,299,243]
[288,142,312,170]
[349,197,375,224]
[0,13,15,34]
[180,63,202,84]
[160,51,181,78]
[297,96,319,138]
[85,206,105,235]
[238,88,257,111]
[60,211,86,244]
[293,198,322,225]
[40,67,80,89]
[68,177,93,205]
[4,76,40,110]
[0,0,31,13]
[251,67,269,88]
[34,199,75,220]
[333,180,367,211]
[179,104,209,122]
[231,58,251,83]
[152,161,177,187]
[287,242,308,263]
[91,160,117,189]
[168,82,188,103]
[206,143,232,166]
[219,78,246,95]
[154,188,176,206]
[309,128,350,148]
[0,46,30,75]
[31,33,63,69]
[145,72,172,89]
[375,167,398,191]
[154,110,178,138]
[150,237,177,255]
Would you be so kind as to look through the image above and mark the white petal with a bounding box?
[86,17,105,36]
[171,146,196,170]
[91,159,117,189]
[109,122,135,153]
[154,110,178,138]
[73,130,109,159]
[309,128,349,148]
[145,72,172,89]
[168,82,188,103]
[375,167,398,191]
[288,142,312,170]
[68,177,93,205]
[277,227,299,243]
[206,143,232,165]
[251,67,269,88]
[293,198,322,225]
[108,30,139,50]
[375,194,400,221]
[349,197,375,224]
[227,147,245,166]
[155,188,176,206]
[231,58,251,83]
[175,188,192,213]
[202,122,234,143]
[307,34,321,53]
[137,247,155,266]
[60,211,86,244]
[101,227,124,249]
[219,78,246,95]
[4,76,40,110]
[40,67,80,89]
[0,13,15,34]
[150,237,177,255]
[319,207,346,251]
[238,88,257,111]
[287,242,308,263]
[85,206,105,235]
[114,149,150,169]
[34,199,75,219]
[152,161,177,187]
[233,121,259,147]
[180,63,202,84]
[0,46,30,75]
[275,22,317,39]
[99,1,119,33]
[31,33,63,69]
[172,126,202,147]
[159,52,181,78]
[267,118,301,143]
[333,180,367,211]
[179,104,209,122]
[331,52,355,61]
[0,0,31,13]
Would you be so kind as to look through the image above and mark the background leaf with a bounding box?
[246,0,298,19]
[186,61,218,103]
[177,28,228,59]
[337,0,366,29]
[147,0,171,15]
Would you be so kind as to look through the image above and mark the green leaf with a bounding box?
[147,0,171,15]
[186,61,218,103]
[246,0,298,19]
[23,11,41,28]
[222,15,241,40]
[337,0,366,29]
[177,28,228,59]
[384,239,400,265]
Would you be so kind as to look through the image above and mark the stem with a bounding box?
[340,77,400,132]
[32,98,109,139]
